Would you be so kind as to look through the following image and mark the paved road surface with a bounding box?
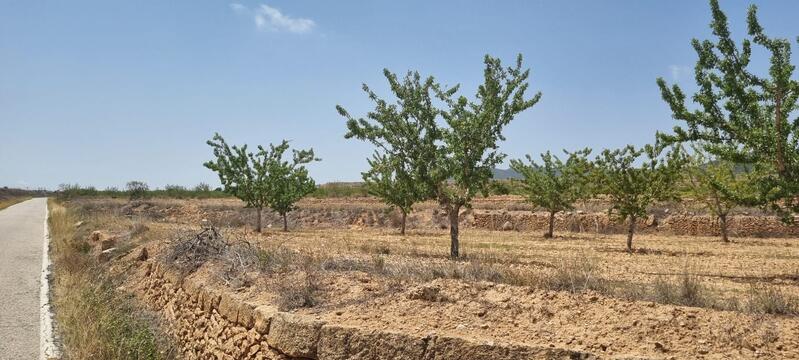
[0,198,47,359]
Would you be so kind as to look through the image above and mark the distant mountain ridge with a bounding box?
[491,168,522,180]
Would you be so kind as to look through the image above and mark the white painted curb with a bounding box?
[40,199,59,359]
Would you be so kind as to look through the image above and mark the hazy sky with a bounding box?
[1,0,797,189]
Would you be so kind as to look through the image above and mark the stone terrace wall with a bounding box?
[135,262,597,360]
[474,211,799,237]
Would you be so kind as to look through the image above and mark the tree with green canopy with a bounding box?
[510,148,593,238]
[594,143,685,252]
[339,54,540,257]
[204,133,318,232]
[434,54,541,257]
[337,69,449,235]
[684,146,758,242]
[657,0,799,219]
[360,153,418,234]
[262,140,319,232]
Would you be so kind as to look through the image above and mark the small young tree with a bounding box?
[205,134,318,232]
[684,148,757,242]
[205,133,269,232]
[337,69,450,235]
[657,0,799,218]
[510,148,593,238]
[434,54,541,257]
[362,153,417,234]
[594,144,684,252]
[126,181,149,200]
[262,141,319,232]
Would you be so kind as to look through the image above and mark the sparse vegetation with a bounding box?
[48,199,170,359]
[126,181,150,200]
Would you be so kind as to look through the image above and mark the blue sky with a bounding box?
[1,0,797,189]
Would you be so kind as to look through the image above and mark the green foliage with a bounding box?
[339,54,540,256]
[311,182,369,198]
[337,69,444,233]
[204,133,319,231]
[594,143,685,251]
[193,182,211,192]
[58,183,99,200]
[263,141,319,228]
[125,181,149,200]
[434,54,542,212]
[657,0,799,218]
[510,148,593,237]
[684,147,759,241]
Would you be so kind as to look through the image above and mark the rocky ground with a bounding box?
[72,197,799,359]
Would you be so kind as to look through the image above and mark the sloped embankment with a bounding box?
[134,261,596,359]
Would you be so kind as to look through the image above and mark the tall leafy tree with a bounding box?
[594,144,684,252]
[657,0,799,219]
[434,54,541,257]
[340,55,539,258]
[337,69,454,235]
[204,133,318,232]
[684,147,757,242]
[510,148,593,238]
[262,141,319,232]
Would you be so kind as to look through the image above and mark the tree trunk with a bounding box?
[626,215,636,253]
[448,205,461,258]
[719,213,729,243]
[282,213,288,232]
[400,210,407,235]
[256,207,262,233]
[544,211,555,238]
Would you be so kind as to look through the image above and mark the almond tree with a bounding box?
[657,0,799,219]
[337,70,452,236]
[204,133,318,232]
[361,153,416,234]
[594,144,684,252]
[684,147,757,242]
[510,148,593,238]
[434,54,541,257]
[261,141,319,232]
[340,55,539,257]
[205,133,269,232]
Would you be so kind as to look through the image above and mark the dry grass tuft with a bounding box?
[49,199,169,359]
[0,196,30,211]
[746,284,799,315]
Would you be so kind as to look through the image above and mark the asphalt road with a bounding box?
[0,198,47,359]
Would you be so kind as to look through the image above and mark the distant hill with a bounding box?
[492,168,522,180]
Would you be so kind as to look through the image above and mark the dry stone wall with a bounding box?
[135,262,598,360]
[473,211,799,237]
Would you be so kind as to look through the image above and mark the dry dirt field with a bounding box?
[71,197,799,359]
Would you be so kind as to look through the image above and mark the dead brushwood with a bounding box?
[165,227,227,275]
